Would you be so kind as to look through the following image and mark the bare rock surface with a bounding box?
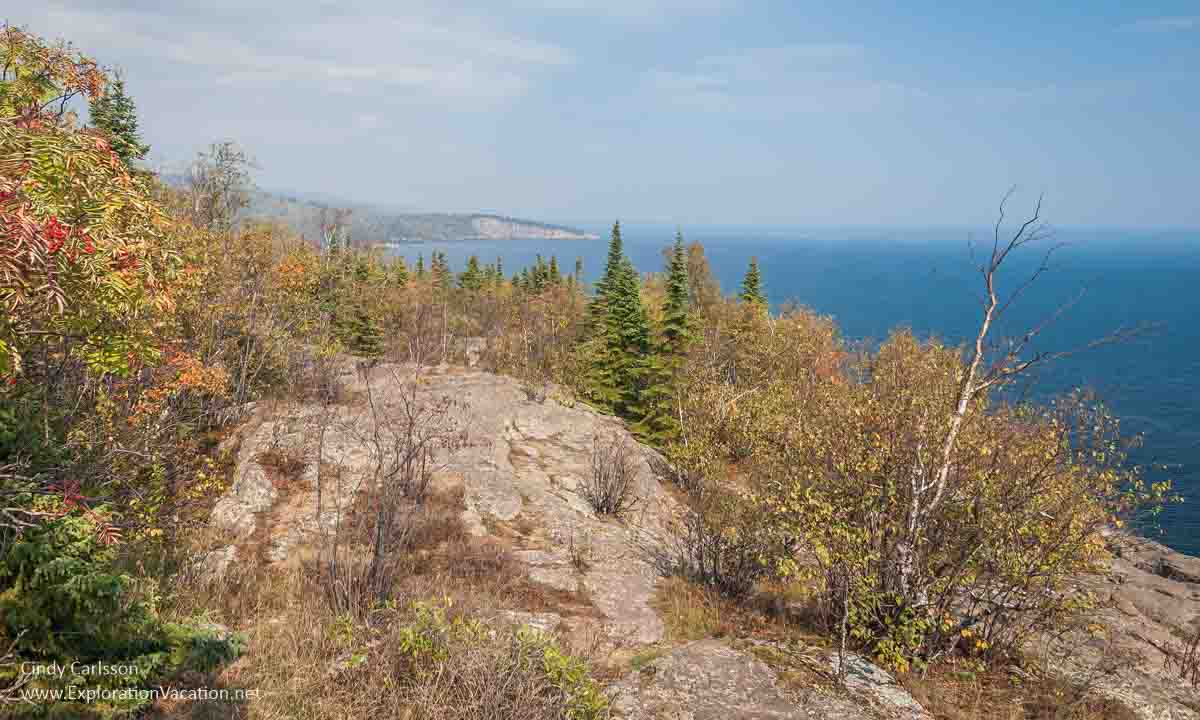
[828,654,933,720]
[610,640,875,720]
[1054,532,1200,720]
[209,418,278,542]
[419,365,674,644]
[204,362,673,644]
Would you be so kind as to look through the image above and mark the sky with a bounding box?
[7,1,1199,227]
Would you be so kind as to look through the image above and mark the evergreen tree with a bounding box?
[549,255,561,285]
[416,253,426,279]
[88,73,150,168]
[344,305,385,360]
[633,232,693,442]
[594,221,624,306]
[532,254,548,292]
[582,223,622,405]
[740,257,766,307]
[458,255,483,291]
[432,252,451,290]
[574,257,584,286]
[391,256,409,286]
[585,244,651,416]
[662,231,692,353]
[610,257,651,415]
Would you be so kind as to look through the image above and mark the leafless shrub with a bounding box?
[254,410,310,484]
[520,378,549,403]
[567,528,593,573]
[581,433,640,517]
[256,446,308,483]
[1166,623,1200,688]
[320,366,469,614]
[644,482,782,597]
[646,452,703,493]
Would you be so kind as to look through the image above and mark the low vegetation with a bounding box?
[0,21,1176,720]
[581,433,640,517]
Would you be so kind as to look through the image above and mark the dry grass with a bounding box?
[901,665,1138,720]
[654,575,725,640]
[159,486,606,719]
[254,445,308,487]
[650,576,1140,720]
[652,575,827,644]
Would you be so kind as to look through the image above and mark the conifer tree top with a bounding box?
[740,256,766,306]
[88,73,150,168]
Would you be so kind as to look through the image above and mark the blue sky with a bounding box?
[7,1,1198,227]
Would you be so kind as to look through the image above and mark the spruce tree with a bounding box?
[581,221,650,413]
[88,73,150,168]
[532,254,548,292]
[609,257,651,417]
[391,256,409,286]
[432,252,451,290]
[595,221,624,304]
[416,253,426,278]
[633,231,692,442]
[458,255,483,291]
[662,232,692,353]
[549,255,561,285]
[344,305,385,360]
[740,257,766,307]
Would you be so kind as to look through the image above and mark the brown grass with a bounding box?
[255,445,308,487]
[652,575,828,644]
[159,484,606,719]
[900,665,1138,720]
[648,575,1140,720]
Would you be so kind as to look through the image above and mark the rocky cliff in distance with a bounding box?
[470,215,598,241]
[239,186,598,244]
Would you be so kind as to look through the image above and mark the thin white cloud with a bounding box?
[32,2,572,103]
[514,0,731,21]
[644,43,919,113]
[1120,16,1199,32]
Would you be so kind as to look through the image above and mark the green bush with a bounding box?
[0,513,243,716]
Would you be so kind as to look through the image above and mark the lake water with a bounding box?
[389,224,1200,555]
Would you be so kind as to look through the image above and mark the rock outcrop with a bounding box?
[202,362,1199,719]
[609,639,933,720]
[204,363,673,645]
[1056,532,1200,719]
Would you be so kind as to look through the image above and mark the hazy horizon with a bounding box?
[8,2,1199,228]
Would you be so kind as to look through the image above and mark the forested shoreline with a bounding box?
[0,23,1188,719]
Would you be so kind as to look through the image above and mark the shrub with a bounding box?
[0,513,243,715]
[581,433,640,517]
[647,480,782,597]
[385,601,609,720]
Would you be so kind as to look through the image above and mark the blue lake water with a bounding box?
[389,225,1199,555]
